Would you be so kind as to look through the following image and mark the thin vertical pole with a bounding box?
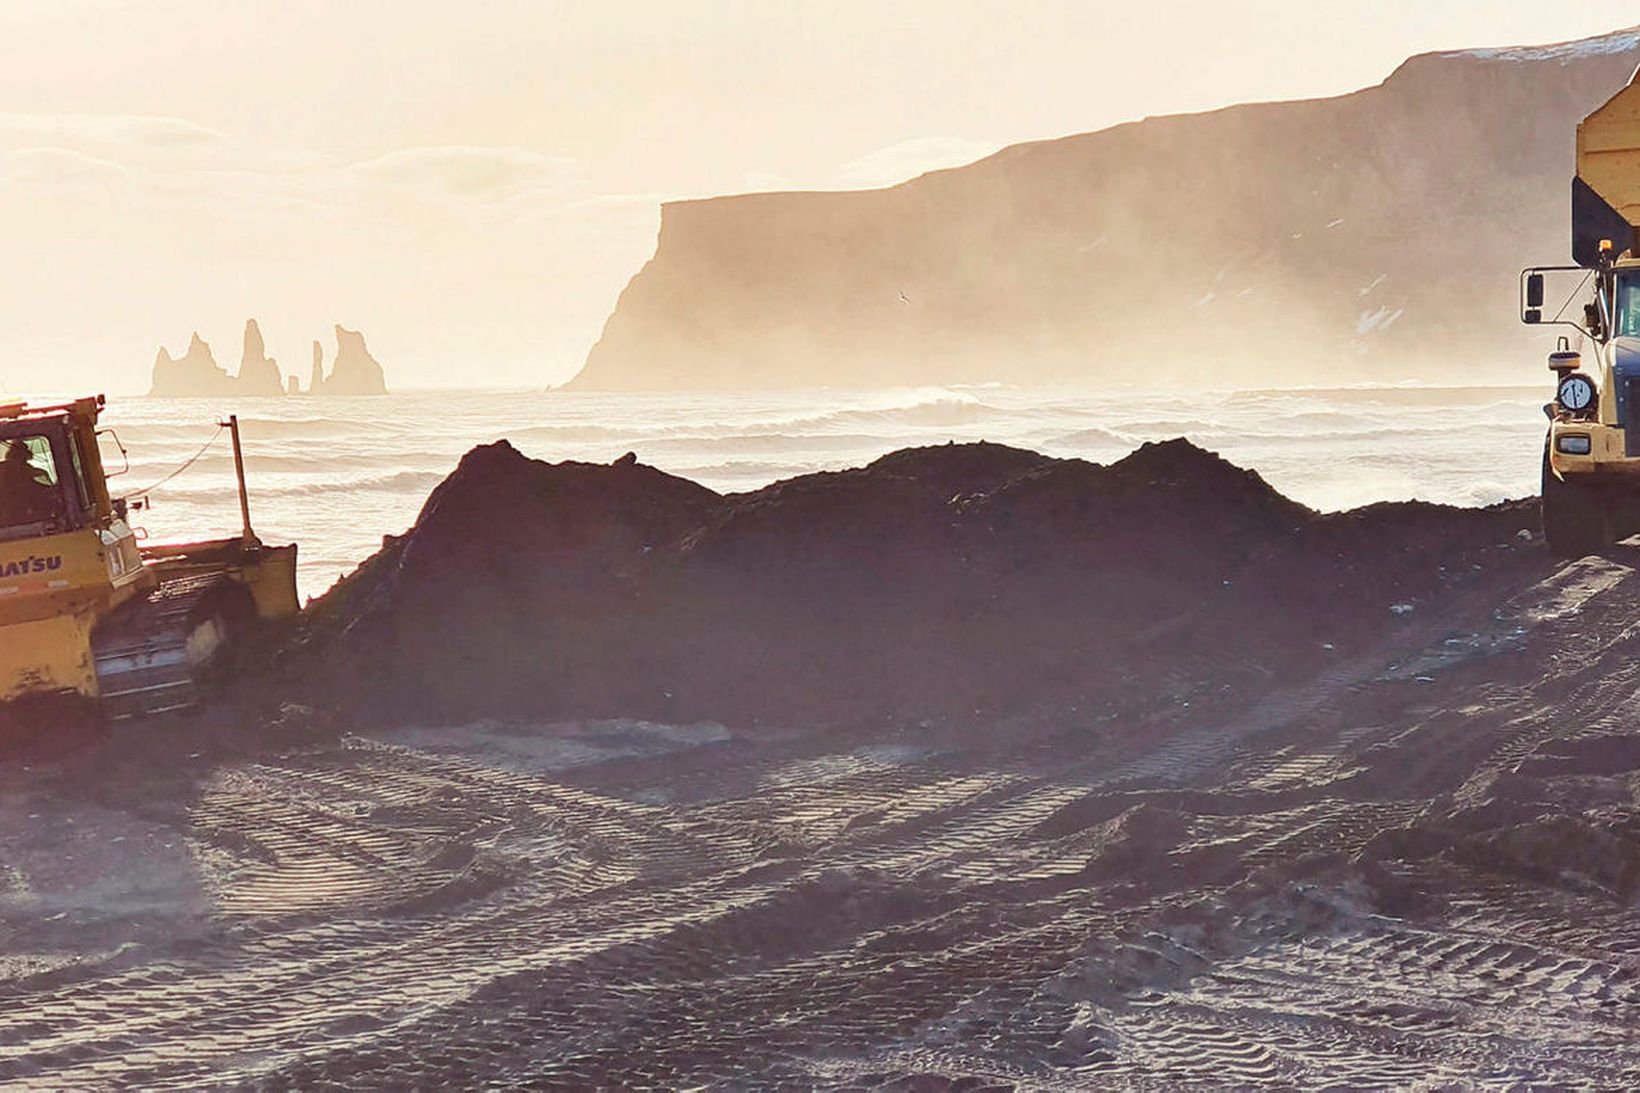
[225,414,256,544]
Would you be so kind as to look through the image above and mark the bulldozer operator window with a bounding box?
[0,435,65,534]
[1619,274,1640,338]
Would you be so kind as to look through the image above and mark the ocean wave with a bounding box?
[618,431,900,455]
[238,418,410,440]
[760,400,994,433]
[141,469,446,503]
[730,386,991,431]
[1107,418,1226,435]
[113,416,408,442]
[1433,479,1530,507]
[99,422,234,444]
[1042,426,1133,448]
[1226,384,1543,406]
[506,422,667,444]
[667,460,817,483]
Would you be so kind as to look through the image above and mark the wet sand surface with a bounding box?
[2,546,1639,1087]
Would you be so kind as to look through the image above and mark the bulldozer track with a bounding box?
[90,572,248,721]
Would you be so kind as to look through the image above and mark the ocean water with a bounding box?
[103,384,1551,599]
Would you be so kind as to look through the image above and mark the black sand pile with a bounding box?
[286,438,1542,727]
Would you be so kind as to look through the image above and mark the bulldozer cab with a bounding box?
[0,400,108,545]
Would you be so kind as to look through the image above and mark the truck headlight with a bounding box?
[1557,373,1597,414]
[1556,434,1592,455]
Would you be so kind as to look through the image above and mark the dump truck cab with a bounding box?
[1525,67,1640,555]
[0,395,298,719]
[1539,261,1640,466]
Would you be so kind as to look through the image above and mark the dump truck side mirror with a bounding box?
[1520,266,1604,335]
[1527,272,1546,309]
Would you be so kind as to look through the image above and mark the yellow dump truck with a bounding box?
[1525,69,1640,555]
[0,396,297,719]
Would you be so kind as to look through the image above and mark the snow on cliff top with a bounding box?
[1439,28,1640,64]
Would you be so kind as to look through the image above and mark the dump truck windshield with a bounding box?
[0,435,64,532]
[1618,273,1640,337]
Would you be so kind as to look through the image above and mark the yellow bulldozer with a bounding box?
[1525,67,1640,555]
[0,395,296,719]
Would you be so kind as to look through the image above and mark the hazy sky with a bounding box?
[0,1,1631,393]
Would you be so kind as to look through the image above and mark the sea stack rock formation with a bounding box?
[310,325,388,395]
[237,319,285,396]
[148,321,390,395]
[149,333,233,396]
[571,28,1640,389]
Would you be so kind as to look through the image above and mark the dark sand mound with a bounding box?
[289,438,1540,727]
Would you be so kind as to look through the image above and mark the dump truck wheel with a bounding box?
[1542,446,1611,558]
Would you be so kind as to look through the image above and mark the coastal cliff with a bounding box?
[573,28,1640,389]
